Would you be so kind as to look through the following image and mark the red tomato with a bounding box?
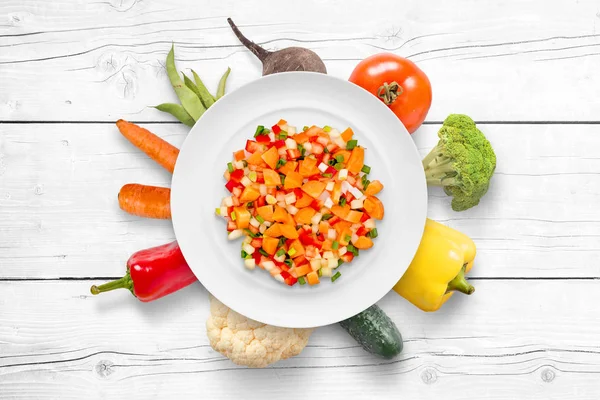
[349,53,432,134]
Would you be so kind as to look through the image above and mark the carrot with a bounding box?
[116,120,179,173]
[118,184,171,219]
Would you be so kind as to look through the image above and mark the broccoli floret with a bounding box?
[422,114,496,211]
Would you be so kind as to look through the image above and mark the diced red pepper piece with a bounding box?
[225,179,242,193]
[299,230,315,246]
[356,226,368,237]
[310,199,322,211]
[227,220,237,232]
[360,212,370,222]
[325,166,337,175]
[256,196,266,207]
[294,255,308,267]
[245,140,263,153]
[341,253,354,263]
[256,171,265,183]
[309,135,319,143]
[256,134,271,144]
[273,140,286,149]
[251,238,263,248]
[252,250,261,264]
[293,188,303,198]
[271,124,282,134]
[328,216,341,226]
[230,169,244,182]
[317,233,325,242]
[283,273,297,286]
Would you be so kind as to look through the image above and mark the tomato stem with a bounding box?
[377,81,403,105]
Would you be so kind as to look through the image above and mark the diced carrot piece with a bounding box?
[364,196,384,220]
[285,213,296,226]
[338,226,352,246]
[306,271,320,285]
[346,146,364,174]
[256,205,274,222]
[264,223,282,237]
[298,157,318,177]
[301,181,326,198]
[277,119,287,125]
[240,186,261,202]
[333,220,351,235]
[345,210,363,223]
[279,224,299,240]
[321,239,333,251]
[262,236,279,255]
[288,239,305,257]
[305,126,323,137]
[234,150,246,161]
[294,133,309,144]
[341,127,354,142]
[331,181,342,204]
[234,206,251,229]
[331,204,351,219]
[319,221,330,235]
[365,180,384,196]
[333,150,351,163]
[284,171,303,190]
[353,236,373,249]
[278,161,298,175]
[273,206,289,222]
[295,192,314,208]
[246,150,265,166]
[261,146,279,169]
[294,263,312,277]
[263,169,281,186]
[295,207,316,225]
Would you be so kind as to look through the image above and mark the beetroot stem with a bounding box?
[227,18,269,61]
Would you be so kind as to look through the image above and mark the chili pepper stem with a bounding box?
[446,265,475,295]
[90,273,134,296]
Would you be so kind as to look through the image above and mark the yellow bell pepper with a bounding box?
[393,219,476,312]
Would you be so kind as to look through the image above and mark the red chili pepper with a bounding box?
[90,241,197,302]
[271,124,282,134]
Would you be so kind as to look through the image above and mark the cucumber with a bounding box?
[339,304,403,359]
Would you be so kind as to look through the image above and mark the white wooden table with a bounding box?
[1,1,600,398]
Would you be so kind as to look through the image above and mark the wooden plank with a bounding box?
[1,123,598,278]
[1,0,599,122]
[1,280,599,399]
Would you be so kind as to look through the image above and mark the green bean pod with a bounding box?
[216,67,231,99]
[153,103,195,127]
[191,70,216,107]
[166,45,205,121]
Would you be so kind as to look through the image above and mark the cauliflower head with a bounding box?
[206,295,313,368]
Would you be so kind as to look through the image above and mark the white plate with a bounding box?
[172,72,427,328]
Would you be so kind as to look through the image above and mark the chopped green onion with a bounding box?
[337,259,345,267]
[231,211,237,221]
[280,174,286,185]
[288,248,297,257]
[322,214,333,221]
[276,158,287,169]
[334,163,344,171]
[369,228,378,238]
[259,249,269,257]
[345,235,352,242]
[276,248,285,257]
[331,271,341,282]
[317,268,323,277]
[215,208,221,215]
[297,144,306,156]
[241,250,248,258]
[322,173,333,178]
[279,132,288,140]
[339,197,347,206]
[347,244,356,253]
[278,237,287,247]
[363,179,371,189]
[327,158,336,166]
[346,140,358,150]
[303,125,309,131]
[335,155,344,163]
[298,276,306,285]
[244,229,259,238]
[246,201,253,208]
[361,165,371,174]
[323,125,332,132]
[284,258,293,266]
[263,128,271,134]
[332,241,339,250]
[227,162,234,173]
[324,147,330,154]
[256,215,265,224]
[254,125,265,137]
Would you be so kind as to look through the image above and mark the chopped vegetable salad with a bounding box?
[217,120,384,286]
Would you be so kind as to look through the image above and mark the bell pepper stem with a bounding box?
[446,265,475,295]
[90,272,134,296]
